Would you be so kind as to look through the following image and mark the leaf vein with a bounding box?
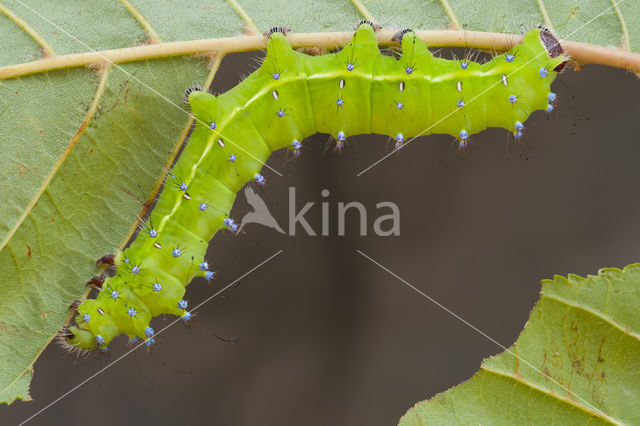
[535,0,555,33]
[118,0,162,44]
[437,0,462,30]
[0,65,112,255]
[481,366,620,425]
[609,0,630,50]
[543,293,640,342]
[349,0,377,24]
[0,3,56,57]
[225,0,259,35]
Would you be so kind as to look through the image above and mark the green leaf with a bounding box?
[0,0,639,405]
[400,265,640,425]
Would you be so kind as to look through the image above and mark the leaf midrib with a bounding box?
[481,366,620,424]
[2,30,640,82]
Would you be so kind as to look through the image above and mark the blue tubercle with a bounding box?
[178,300,188,310]
[153,282,162,292]
[145,327,154,337]
[199,202,207,211]
[336,98,343,107]
[515,121,524,131]
[229,154,237,163]
[131,265,140,275]
[210,122,217,130]
[224,218,238,233]
[337,131,346,141]
[182,312,192,322]
[172,248,181,258]
[292,139,302,150]
[546,104,554,113]
[548,92,557,102]
[277,110,285,118]
[508,95,518,104]
[254,174,266,185]
[461,61,469,69]
[405,67,413,74]
[539,68,548,78]
[111,290,119,299]
[149,229,157,238]
[96,334,105,346]
[457,100,465,108]
[273,72,280,80]
[347,63,355,71]
[128,308,137,317]
[199,261,208,271]
[506,54,515,62]
[459,130,469,140]
[179,183,188,191]
[205,271,215,281]
[82,314,90,323]
[145,338,155,347]
[396,102,403,109]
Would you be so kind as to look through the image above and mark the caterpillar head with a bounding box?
[526,27,568,72]
[538,28,567,71]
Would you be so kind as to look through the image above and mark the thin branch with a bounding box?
[1,29,639,81]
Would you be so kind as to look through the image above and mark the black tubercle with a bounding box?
[538,27,566,71]
[183,84,203,104]
[357,20,381,31]
[264,26,290,38]
[392,29,414,43]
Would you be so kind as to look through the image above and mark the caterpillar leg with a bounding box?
[96,254,115,265]
[86,276,104,288]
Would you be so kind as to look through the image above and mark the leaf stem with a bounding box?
[0,29,639,81]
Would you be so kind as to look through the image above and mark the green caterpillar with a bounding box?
[62,22,567,352]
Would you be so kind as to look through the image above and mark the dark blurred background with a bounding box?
[3,52,640,426]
